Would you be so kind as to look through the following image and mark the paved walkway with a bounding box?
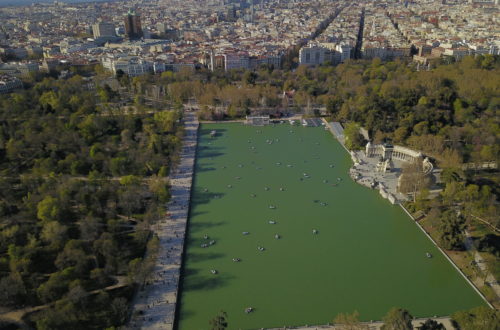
[128,111,199,330]
[269,316,455,329]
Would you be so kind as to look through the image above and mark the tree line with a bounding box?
[0,73,182,329]
[209,305,499,330]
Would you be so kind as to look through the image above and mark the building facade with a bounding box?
[0,75,23,94]
[92,22,116,39]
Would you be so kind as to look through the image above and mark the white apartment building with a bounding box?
[299,45,332,65]
[336,44,352,62]
[102,56,153,77]
[92,22,116,39]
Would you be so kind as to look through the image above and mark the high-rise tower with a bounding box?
[124,9,143,39]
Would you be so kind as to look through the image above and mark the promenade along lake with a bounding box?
[177,123,486,330]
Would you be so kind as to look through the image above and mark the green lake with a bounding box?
[177,123,486,330]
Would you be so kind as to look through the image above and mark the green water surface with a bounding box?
[177,123,486,330]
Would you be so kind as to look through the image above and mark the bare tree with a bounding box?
[398,158,431,202]
[333,311,368,330]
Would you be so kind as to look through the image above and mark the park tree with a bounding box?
[393,127,408,144]
[243,70,257,85]
[440,167,464,185]
[333,310,367,330]
[398,159,431,202]
[93,232,120,272]
[37,268,75,303]
[451,306,499,330]
[41,221,68,248]
[418,319,445,330]
[109,297,129,325]
[37,196,62,222]
[55,240,92,275]
[0,272,26,306]
[344,122,363,150]
[148,175,170,203]
[380,307,413,330]
[39,91,61,112]
[153,110,180,133]
[209,310,228,330]
[437,210,465,250]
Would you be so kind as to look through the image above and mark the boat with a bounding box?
[269,205,276,209]
[204,234,209,239]
[250,194,256,197]
[264,187,269,191]
[245,307,253,313]
[312,229,318,234]
[227,184,232,188]
[426,252,432,258]
[279,187,284,191]
[201,243,208,248]
[276,162,281,165]
[232,258,241,262]
[269,220,276,224]
[209,240,216,245]
[257,246,265,251]
[242,231,249,235]
[275,234,280,239]
[210,269,218,274]
[329,164,334,168]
